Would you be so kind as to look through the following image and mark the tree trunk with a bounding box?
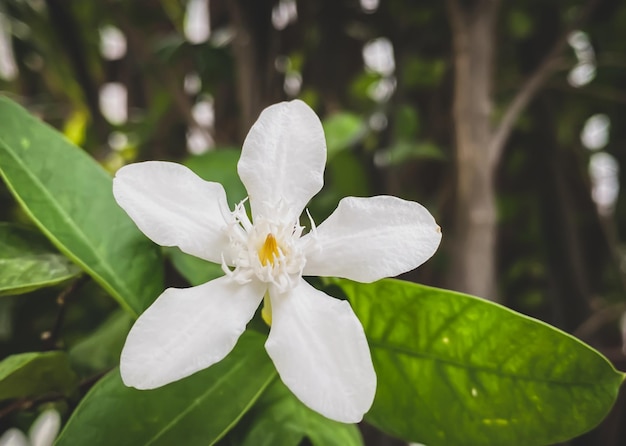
[229,0,281,137]
[446,0,499,300]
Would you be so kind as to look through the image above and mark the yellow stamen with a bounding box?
[259,233,280,266]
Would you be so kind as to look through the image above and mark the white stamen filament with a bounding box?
[222,198,312,294]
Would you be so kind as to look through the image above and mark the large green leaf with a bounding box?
[0,222,81,296]
[0,97,162,315]
[0,351,78,401]
[56,331,276,446]
[222,379,363,446]
[329,278,624,446]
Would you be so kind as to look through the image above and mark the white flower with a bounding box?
[113,100,442,423]
[0,409,61,446]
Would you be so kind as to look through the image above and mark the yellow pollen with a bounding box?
[259,233,280,266]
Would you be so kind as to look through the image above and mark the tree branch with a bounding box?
[547,80,626,105]
[445,0,462,30]
[41,275,89,350]
[488,0,602,167]
[574,302,626,342]
[0,368,110,421]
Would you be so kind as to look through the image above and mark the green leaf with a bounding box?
[0,222,81,296]
[312,151,371,221]
[377,141,446,167]
[68,309,133,376]
[0,351,78,401]
[402,56,446,88]
[167,247,223,286]
[0,97,163,315]
[393,104,421,141]
[322,112,365,160]
[223,379,362,446]
[507,9,534,39]
[329,278,624,446]
[183,149,247,207]
[56,331,276,446]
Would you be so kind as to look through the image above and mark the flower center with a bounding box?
[222,199,317,294]
[259,233,280,266]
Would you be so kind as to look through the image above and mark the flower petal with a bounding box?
[237,100,326,221]
[265,279,376,423]
[120,276,265,389]
[0,429,28,446]
[302,195,441,282]
[113,161,232,263]
[29,409,61,446]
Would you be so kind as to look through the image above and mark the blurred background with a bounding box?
[1,0,625,444]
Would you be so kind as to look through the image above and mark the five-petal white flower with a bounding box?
[113,100,442,423]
